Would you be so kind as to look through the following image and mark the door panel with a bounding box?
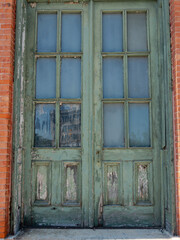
[94,1,161,227]
[24,3,90,227]
[24,0,161,228]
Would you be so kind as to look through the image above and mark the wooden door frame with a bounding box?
[11,0,175,235]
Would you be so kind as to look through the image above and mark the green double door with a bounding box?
[24,0,161,228]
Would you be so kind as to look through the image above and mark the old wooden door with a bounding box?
[93,1,161,227]
[24,0,161,228]
[24,3,92,227]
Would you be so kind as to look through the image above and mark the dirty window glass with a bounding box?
[61,13,81,52]
[102,13,123,52]
[34,104,55,147]
[127,13,147,52]
[129,103,150,147]
[36,58,56,99]
[60,104,81,147]
[61,58,81,98]
[103,57,124,98]
[104,104,124,147]
[37,14,57,52]
[128,57,149,98]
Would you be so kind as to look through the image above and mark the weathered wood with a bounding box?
[103,206,155,227]
[94,0,161,228]
[31,207,82,227]
[13,0,175,232]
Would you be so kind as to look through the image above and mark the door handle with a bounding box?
[96,146,102,163]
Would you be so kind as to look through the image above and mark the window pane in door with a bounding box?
[129,103,150,147]
[128,57,149,98]
[104,104,124,147]
[37,14,57,52]
[60,104,81,147]
[34,104,55,147]
[61,58,81,99]
[103,57,124,98]
[61,14,81,52]
[127,13,147,52]
[102,13,123,52]
[36,58,56,99]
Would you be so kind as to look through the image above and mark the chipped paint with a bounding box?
[98,194,103,226]
[107,167,118,204]
[12,0,27,234]
[30,3,36,8]
[37,166,48,200]
[66,165,77,202]
[137,165,148,201]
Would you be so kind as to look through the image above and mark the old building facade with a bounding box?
[0,0,179,238]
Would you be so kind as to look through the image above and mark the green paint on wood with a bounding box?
[12,0,175,233]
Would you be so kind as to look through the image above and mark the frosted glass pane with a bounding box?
[60,104,81,147]
[104,104,124,147]
[129,103,150,147]
[37,14,57,52]
[36,58,56,99]
[127,13,147,52]
[128,57,149,98]
[103,58,124,98]
[61,58,81,98]
[62,14,81,52]
[35,104,55,147]
[103,14,123,52]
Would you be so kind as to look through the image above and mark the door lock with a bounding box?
[96,146,102,163]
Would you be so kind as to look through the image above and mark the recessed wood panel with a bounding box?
[32,162,51,205]
[104,163,121,205]
[63,162,81,205]
[134,161,153,205]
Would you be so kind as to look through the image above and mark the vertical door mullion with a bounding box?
[56,55,60,148]
[57,10,61,53]
[125,101,129,148]
[123,10,127,52]
[124,53,128,148]
[55,101,60,148]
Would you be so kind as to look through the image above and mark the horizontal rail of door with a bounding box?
[31,148,81,161]
[103,149,153,161]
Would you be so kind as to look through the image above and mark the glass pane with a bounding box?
[104,104,124,147]
[61,14,81,52]
[37,14,57,52]
[137,164,149,201]
[129,103,150,147]
[128,57,149,98]
[60,104,81,147]
[35,104,55,147]
[102,13,123,52]
[127,13,147,52]
[36,58,56,99]
[61,58,81,98]
[103,57,123,98]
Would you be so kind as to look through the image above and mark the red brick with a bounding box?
[0,0,16,237]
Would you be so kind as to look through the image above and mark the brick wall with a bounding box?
[170,0,180,236]
[0,0,16,238]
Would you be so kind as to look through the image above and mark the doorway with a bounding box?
[22,0,162,228]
